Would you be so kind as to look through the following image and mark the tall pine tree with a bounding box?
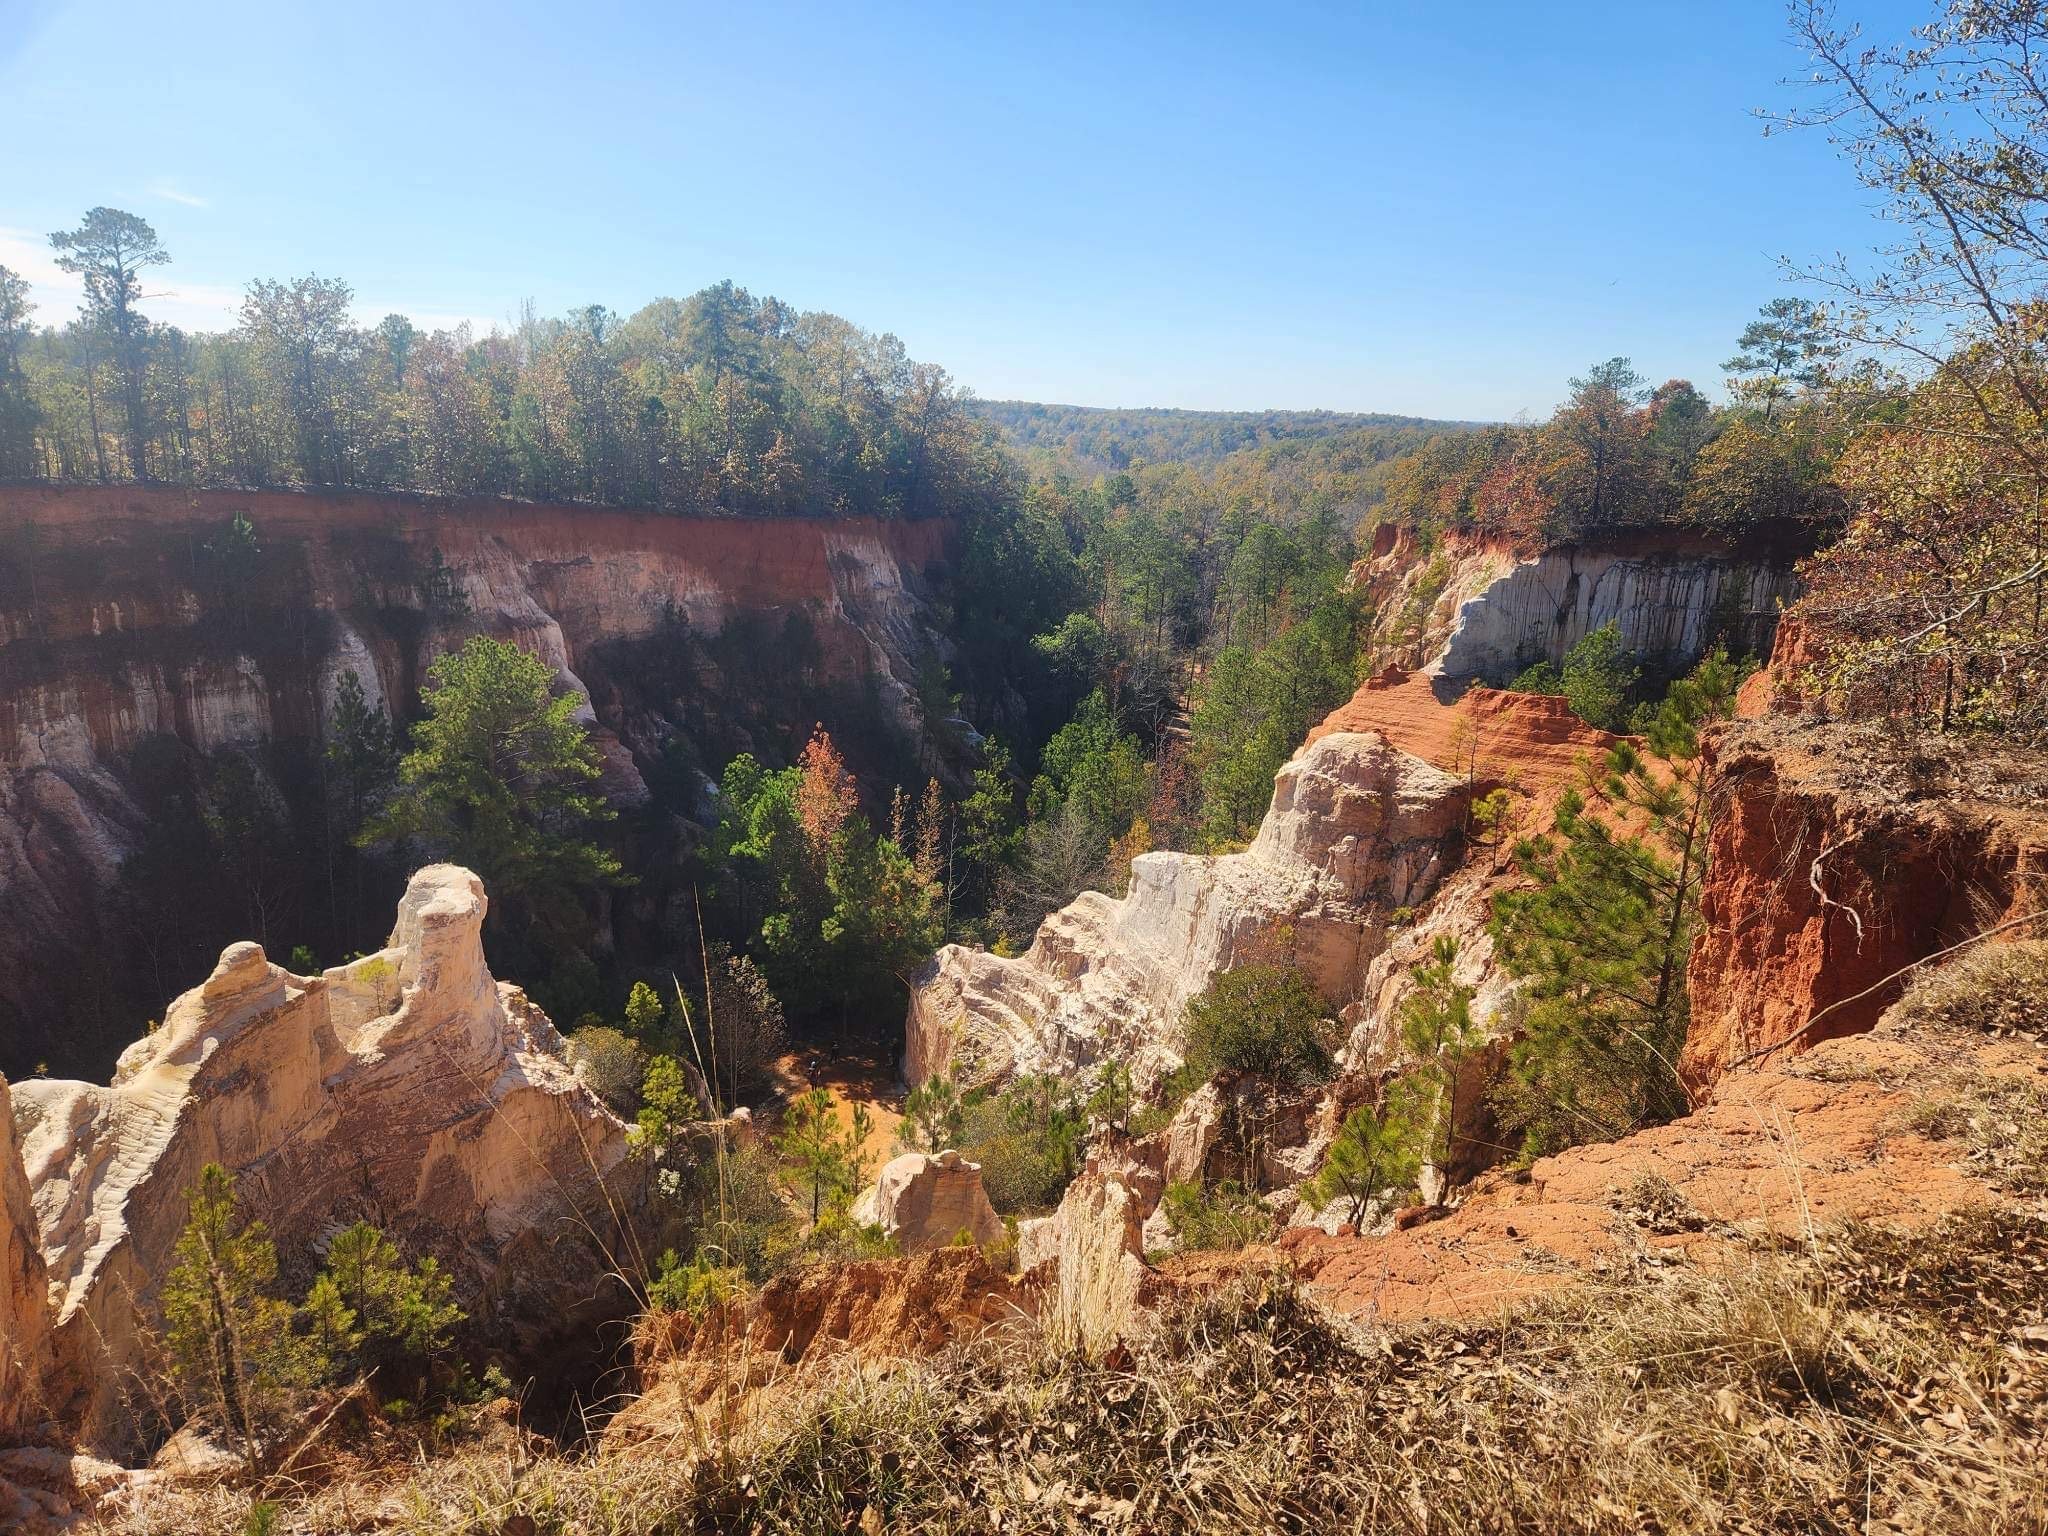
[1489,650,1738,1158]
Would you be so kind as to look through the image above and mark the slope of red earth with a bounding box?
[1280,1015,2038,1323]
[1308,666,1623,815]
[607,1248,1034,1445]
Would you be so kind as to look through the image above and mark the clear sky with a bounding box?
[0,0,1926,421]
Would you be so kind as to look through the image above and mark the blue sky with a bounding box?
[0,0,1924,420]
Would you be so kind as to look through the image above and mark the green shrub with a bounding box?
[1181,964,1336,1085]
[647,1250,748,1316]
[961,1075,1086,1213]
[1510,623,1640,732]
[1161,1180,1272,1252]
[566,1024,645,1114]
[1299,1098,1421,1229]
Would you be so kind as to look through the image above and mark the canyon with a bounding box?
[4,493,2044,1531]
[0,486,954,1079]
[906,523,1795,1108]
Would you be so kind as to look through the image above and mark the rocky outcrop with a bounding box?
[1430,536,1798,683]
[1357,526,1801,683]
[0,1075,52,1444]
[11,864,636,1452]
[852,1150,1003,1254]
[0,485,953,1079]
[1681,719,2048,1091]
[907,731,1468,1093]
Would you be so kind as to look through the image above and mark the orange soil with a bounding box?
[769,1048,906,1169]
[1309,667,1624,815]
[1279,1020,2034,1324]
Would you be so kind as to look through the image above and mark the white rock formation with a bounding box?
[852,1150,1003,1254]
[906,731,1466,1092]
[11,864,635,1451]
[1,1075,52,1443]
[1433,546,1798,682]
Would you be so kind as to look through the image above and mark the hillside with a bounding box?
[967,400,1476,473]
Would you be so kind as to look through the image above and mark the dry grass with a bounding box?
[89,1206,2048,1536]
[1888,940,2048,1042]
[1907,1073,2048,1196]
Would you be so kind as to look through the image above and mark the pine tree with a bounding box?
[160,1164,319,1472]
[1301,1098,1421,1230]
[902,1075,965,1152]
[1396,935,1484,1199]
[1489,650,1737,1158]
[316,1222,462,1376]
[633,1055,702,1156]
[623,980,666,1042]
[778,1087,865,1221]
[365,635,621,944]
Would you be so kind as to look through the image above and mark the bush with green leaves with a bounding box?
[566,1024,645,1115]
[960,1075,1087,1213]
[623,980,668,1044]
[363,635,622,950]
[1180,963,1337,1086]
[646,1249,749,1316]
[1509,622,1641,732]
[1085,1060,1135,1136]
[677,1139,800,1282]
[1161,1180,1272,1252]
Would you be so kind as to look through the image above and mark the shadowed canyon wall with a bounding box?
[0,486,953,1079]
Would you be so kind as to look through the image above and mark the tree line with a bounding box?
[0,210,1007,520]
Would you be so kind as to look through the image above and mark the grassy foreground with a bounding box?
[100,1205,2048,1535]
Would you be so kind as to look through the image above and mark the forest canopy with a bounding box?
[0,222,1007,521]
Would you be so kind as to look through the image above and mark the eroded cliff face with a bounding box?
[1681,718,2048,1092]
[906,731,1468,1093]
[0,1075,52,1444]
[10,863,636,1453]
[1357,525,1800,682]
[0,486,953,1078]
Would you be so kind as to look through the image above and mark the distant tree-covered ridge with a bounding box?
[2,213,1007,521]
[967,400,1479,474]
